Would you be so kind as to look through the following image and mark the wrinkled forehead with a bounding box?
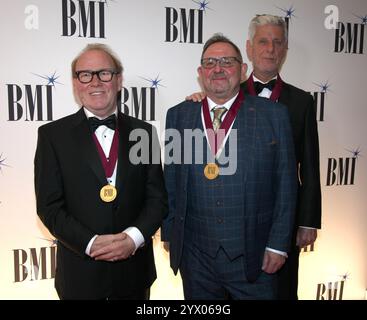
[254,24,286,40]
[203,42,239,58]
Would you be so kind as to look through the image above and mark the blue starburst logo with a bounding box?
[39,237,58,246]
[354,14,367,25]
[314,80,331,93]
[0,153,10,173]
[277,5,296,19]
[140,75,166,90]
[346,147,362,159]
[32,71,62,87]
[338,272,350,281]
[192,0,211,12]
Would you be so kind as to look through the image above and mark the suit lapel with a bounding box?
[236,96,257,183]
[182,102,201,188]
[72,108,107,186]
[278,81,291,106]
[115,112,134,196]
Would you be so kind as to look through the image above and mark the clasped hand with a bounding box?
[90,232,135,262]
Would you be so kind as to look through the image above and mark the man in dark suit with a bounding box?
[34,43,167,300]
[161,34,297,299]
[244,14,322,300]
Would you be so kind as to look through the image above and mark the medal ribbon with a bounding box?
[202,90,244,156]
[92,127,119,179]
[246,72,283,102]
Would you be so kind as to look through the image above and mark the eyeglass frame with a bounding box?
[74,69,120,83]
[200,56,242,69]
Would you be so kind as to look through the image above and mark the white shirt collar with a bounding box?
[83,107,118,120]
[253,74,277,84]
[207,92,239,111]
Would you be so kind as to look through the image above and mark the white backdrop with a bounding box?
[0,0,366,300]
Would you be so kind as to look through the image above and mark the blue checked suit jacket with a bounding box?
[161,94,297,282]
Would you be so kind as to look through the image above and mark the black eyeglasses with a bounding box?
[201,56,241,69]
[75,69,119,83]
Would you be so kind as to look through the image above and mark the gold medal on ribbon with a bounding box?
[100,184,117,202]
[204,163,220,180]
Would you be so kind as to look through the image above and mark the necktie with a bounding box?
[254,79,276,95]
[88,114,116,132]
[212,107,227,132]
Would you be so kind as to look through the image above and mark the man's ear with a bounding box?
[246,40,253,62]
[240,63,248,83]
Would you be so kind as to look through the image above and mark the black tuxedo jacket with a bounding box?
[34,108,168,299]
[242,80,321,229]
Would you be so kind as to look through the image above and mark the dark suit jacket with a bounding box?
[241,81,321,229]
[34,108,167,299]
[161,94,297,282]
[241,81,321,230]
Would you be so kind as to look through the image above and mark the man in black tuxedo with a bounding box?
[34,43,167,300]
[186,15,322,299]
[244,15,321,300]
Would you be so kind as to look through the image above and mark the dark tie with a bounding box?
[254,79,276,95]
[88,114,116,131]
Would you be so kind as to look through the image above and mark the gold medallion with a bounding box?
[204,163,220,180]
[100,184,117,202]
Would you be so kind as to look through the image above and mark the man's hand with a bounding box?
[185,91,206,102]
[262,250,286,274]
[296,228,317,248]
[90,232,135,262]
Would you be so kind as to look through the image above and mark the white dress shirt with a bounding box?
[83,107,144,255]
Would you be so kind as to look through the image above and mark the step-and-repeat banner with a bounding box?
[0,0,366,300]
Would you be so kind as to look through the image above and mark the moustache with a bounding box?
[211,73,227,80]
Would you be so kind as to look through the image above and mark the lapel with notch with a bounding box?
[72,108,107,187]
[115,112,135,197]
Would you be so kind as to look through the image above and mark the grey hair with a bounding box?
[71,43,123,77]
[248,14,288,44]
[201,33,243,63]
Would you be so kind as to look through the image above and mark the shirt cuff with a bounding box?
[85,234,99,256]
[266,247,288,258]
[299,226,317,230]
[124,227,145,253]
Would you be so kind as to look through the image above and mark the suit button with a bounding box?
[180,216,184,222]
[217,218,223,224]
[216,200,223,206]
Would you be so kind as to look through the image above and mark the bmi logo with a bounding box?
[118,75,163,121]
[326,147,361,186]
[309,80,331,122]
[13,238,57,282]
[165,0,209,44]
[334,15,366,54]
[6,72,60,121]
[316,273,349,300]
[61,0,107,38]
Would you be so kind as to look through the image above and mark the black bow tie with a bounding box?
[254,79,276,95]
[88,114,116,131]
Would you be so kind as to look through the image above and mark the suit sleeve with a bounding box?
[160,109,176,242]
[297,94,322,228]
[34,126,95,256]
[267,106,298,252]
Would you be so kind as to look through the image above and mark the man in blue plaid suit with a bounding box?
[161,34,297,299]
